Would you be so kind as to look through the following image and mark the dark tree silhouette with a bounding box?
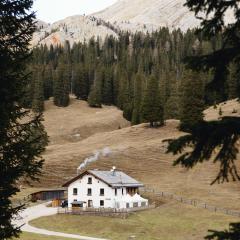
[167,0,240,239]
[0,1,48,239]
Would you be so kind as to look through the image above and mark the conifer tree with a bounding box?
[53,64,70,107]
[164,85,181,120]
[0,1,48,238]
[88,85,102,108]
[131,73,144,125]
[179,70,204,131]
[20,66,35,108]
[73,64,89,100]
[102,66,114,105]
[88,68,103,108]
[141,76,164,127]
[43,65,53,100]
[32,68,45,113]
[227,62,239,100]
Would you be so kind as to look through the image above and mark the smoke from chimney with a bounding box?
[77,147,112,173]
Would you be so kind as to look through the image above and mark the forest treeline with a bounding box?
[25,28,240,126]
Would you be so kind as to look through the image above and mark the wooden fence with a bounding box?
[58,205,155,218]
[141,188,240,218]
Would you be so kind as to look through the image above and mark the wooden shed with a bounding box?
[30,189,65,202]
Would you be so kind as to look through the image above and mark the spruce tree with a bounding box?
[88,68,103,108]
[227,62,239,100]
[32,68,45,113]
[102,67,114,105]
[43,65,53,100]
[164,84,181,120]
[141,76,164,127]
[179,70,204,131]
[73,64,89,100]
[53,63,70,107]
[167,1,240,237]
[0,1,48,238]
[131,73,144,125]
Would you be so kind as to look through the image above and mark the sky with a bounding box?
[33,0,118,23]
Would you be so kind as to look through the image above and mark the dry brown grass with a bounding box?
[204,98,240,121]
[15,232,72,240]
[34,98,240,212]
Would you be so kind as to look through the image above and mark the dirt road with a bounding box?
[13,202,108,240]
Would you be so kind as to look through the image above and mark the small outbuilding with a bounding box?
[30,189,65,202]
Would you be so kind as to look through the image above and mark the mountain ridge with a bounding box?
[32,0,234,47]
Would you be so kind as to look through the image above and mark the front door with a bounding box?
[88,200,93,208]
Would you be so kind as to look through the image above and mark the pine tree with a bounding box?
[131,73,144,125]
[227,62,239,100]
[168,1,240,238]
[164,84,181,120]
[43,64,53,100]
[102,66,114,105]
[32,68,45,112]
[88,68,102,108]
[141,76,164,127]
[179,70,205,131]
[73,64,89,100]
[0,1,48,238]
[53,63,70,107]
[88,85,102,108]
[20,65,35,108]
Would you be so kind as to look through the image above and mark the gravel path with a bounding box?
[13,202,108,240]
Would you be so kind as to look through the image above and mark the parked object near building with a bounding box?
[30,189,66,204]
[62,167,148,209]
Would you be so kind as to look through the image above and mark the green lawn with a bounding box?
[30,202,238,240]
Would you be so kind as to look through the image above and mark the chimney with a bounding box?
[111,166,116,176]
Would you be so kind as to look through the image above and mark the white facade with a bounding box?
[65,170,148,209]
[67,173,127,208]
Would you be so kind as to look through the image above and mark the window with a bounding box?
[100,188,104,196]
[88,177,92,184]
[122,188,124,195]
[115,188,117,196]
[133,202,138,208]
[87,188,92,196]
[126,203,130,208]
[100,200,104,207]
[73,188,78,195]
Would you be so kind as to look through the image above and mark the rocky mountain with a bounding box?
[32,0,235,47]
[31,15,118,47]
[93,0,200,33]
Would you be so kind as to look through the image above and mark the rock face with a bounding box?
[32,15,118,47]
[32,0,235,47]
[93,0,200,32]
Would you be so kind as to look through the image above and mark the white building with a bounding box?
[63,167,148,209]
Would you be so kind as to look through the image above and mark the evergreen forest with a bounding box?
[26,28,240,126]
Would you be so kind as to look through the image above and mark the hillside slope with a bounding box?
[94,0,235,32]
[32,0,235,46]
[93,0,199,32]
[32,16,118,47]
[36,98,240,212]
